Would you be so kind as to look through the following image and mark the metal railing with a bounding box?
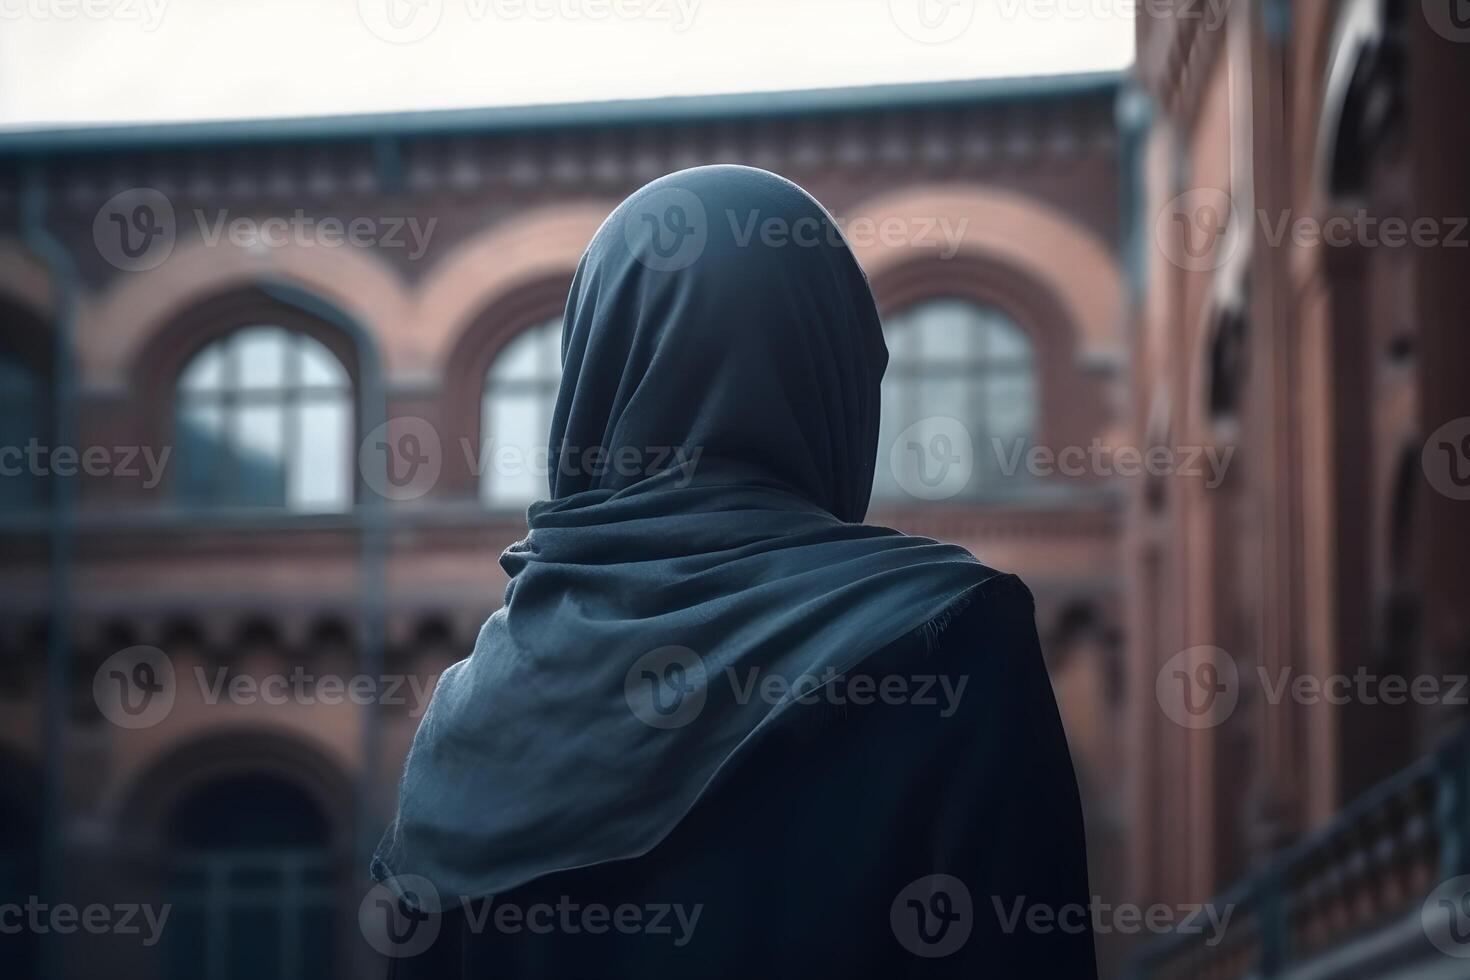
[1127,726,1470,978]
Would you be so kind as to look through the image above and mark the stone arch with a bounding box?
[416,201,615,384]
[81,236,407,390]
[110,725,355,855]
[438,273,575,497]
[866,251,1090,458]
[846,185,1122,364]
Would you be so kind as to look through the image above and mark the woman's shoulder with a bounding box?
[915,570,1037,653]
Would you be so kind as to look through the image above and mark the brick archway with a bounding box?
[83,237,406,390]
[110,726,355,856]
[416,201,615,385]
[847,185,1123,364]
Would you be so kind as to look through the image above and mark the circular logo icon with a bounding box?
[360,874,442,958]
[1423,417,1470,501]
[623,186,708,272]
[1423,875,1470,957]
[1156,645,1240,730]
[1423,0,1470,43]
[624,646,707,729]
[93,645,176,730]
[93,188,176,272]
[357,0,443,43]
[360,417,443,502]
[888,0,976,44]
[891,874,973,958]
[890,417,974,501]
[1155,188,1240,272]
[1424,875,1470,957]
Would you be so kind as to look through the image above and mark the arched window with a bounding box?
[162,773,335,980]
[0,351,47,510]
[175,327,352,512]
[480,317,562,508]
[875,298,1037,501]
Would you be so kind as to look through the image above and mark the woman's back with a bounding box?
[373,166,1096,978]
[386,576,1095,978]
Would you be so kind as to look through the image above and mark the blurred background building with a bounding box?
[0,73,1131,978]
[0,2,1466,979]
[1125,0,1470,977]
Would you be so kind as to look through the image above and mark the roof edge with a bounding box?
[0,71,1125,158]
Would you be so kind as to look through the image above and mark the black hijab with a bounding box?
[374,166,1002,905]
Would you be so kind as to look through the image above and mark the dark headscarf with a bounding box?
[374,166,1001,904]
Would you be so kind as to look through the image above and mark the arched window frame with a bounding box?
[130,289,364,516]
[440,276,573,507]
[876,297,1040,502]
[867,255,1093,507]
[173,325,354,512]
[478,316,563,509]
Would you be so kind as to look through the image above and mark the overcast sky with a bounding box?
[0,0,1135,129]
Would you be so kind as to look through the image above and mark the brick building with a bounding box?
[1127,0,1470,975]
[0,73,1131,978]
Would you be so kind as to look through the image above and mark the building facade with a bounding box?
[1129,0,1470,974]
[0,74,1131,978]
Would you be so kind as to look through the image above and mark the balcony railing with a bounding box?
[1128,727,1470,979]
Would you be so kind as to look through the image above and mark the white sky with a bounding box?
[0,0,1135,129]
